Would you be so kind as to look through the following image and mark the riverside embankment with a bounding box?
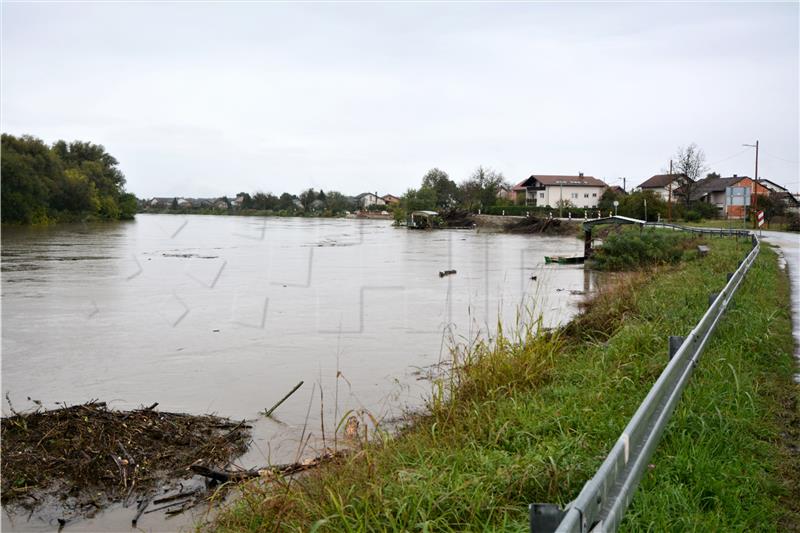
[212,232,799,532]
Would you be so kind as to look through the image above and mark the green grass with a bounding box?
[686,218,798,233]
[211,236,798,532]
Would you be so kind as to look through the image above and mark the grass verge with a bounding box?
[212,234,798,532]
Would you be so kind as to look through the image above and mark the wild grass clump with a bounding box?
[591,229,699,271]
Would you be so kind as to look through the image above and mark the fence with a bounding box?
[530,226,760,533]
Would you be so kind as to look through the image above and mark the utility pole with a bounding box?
[668,159,673,222]
[559,183,564,218]
[743,140,759,227]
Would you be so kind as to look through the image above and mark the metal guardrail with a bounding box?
[530,227,760,533]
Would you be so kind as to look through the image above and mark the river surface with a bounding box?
[1,214,596,531]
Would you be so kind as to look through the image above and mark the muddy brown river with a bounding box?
[2,214,597,531]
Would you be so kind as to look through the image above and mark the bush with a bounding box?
[685,210,702,222]
[483,205,550,216]
[591,229,697,271]
[787,212,800,232]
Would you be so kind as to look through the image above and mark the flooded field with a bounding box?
[2,214,597,531]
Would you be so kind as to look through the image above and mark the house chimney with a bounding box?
[733,174,737,178]
[579,172,584,177]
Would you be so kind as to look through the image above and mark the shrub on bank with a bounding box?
[591,229,697,271]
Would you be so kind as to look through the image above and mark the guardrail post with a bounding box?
[529,503,567,533]
[709,292,719,306]
[668,336,686,360]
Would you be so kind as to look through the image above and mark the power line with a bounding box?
[707,149,749,166]
[759,151,799,165]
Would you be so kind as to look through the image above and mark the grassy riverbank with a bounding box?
[213,235,798,532]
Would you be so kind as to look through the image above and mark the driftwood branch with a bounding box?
[190,450,347,484]
[263,381,304,417]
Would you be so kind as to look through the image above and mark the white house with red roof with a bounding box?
[513,173,608,208]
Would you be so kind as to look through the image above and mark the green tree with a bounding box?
[299,188,317,211]
[597,188,622,212]
[237,192,253,209]
[278,193,297,211]
[618,190,667,221]
[755,193,785,226]
[421,168,459,208]
[2,134,136,223]
[402,187,437,212]
[118,193,138,219]
[324,191,351,214]
[1,134,63,223]
[460,166,506,212]
[52,140,126,196]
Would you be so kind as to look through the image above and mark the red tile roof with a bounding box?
[637,173,689,189]
[513,174,607,190]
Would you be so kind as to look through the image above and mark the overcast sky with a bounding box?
[2,2,798,197]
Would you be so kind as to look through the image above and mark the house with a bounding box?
[512,173,607,208]
[355,192,386,209]
[636,174,691,202]
[608,185,627,196]
[682,175,770,219]
[496,185,513,201]
[381,194,401,206]
[758,179,800,213]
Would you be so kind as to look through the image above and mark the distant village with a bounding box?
[141,168,799,223]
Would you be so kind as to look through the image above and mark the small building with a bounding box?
[496,185,513,201]
[381,194,401,206]
[355,192,386,209]
[607,185,627,196]
[635,173,691,202]
[513,173,607,208]
[407,210,439,229]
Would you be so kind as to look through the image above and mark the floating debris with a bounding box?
[1,400,251,522]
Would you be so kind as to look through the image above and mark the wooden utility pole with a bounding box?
[743,140,759,227]
[668,159,673,221]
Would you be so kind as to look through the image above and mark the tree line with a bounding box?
[1,134,137,224]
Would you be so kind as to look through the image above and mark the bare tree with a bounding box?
[672,143,709,206]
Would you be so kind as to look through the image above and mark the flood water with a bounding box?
[2,214,597,531]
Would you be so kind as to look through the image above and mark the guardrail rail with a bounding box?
[530,226,760,533]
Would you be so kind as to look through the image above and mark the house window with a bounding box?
[592,193,597,197]
[539,192,545,199]
[571,193,578,199]
[584,193,589,198]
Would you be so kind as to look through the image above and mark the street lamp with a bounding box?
[613,200,619,216]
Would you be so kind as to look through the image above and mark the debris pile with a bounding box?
[506,216,574,235]
[1,401,250,520]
